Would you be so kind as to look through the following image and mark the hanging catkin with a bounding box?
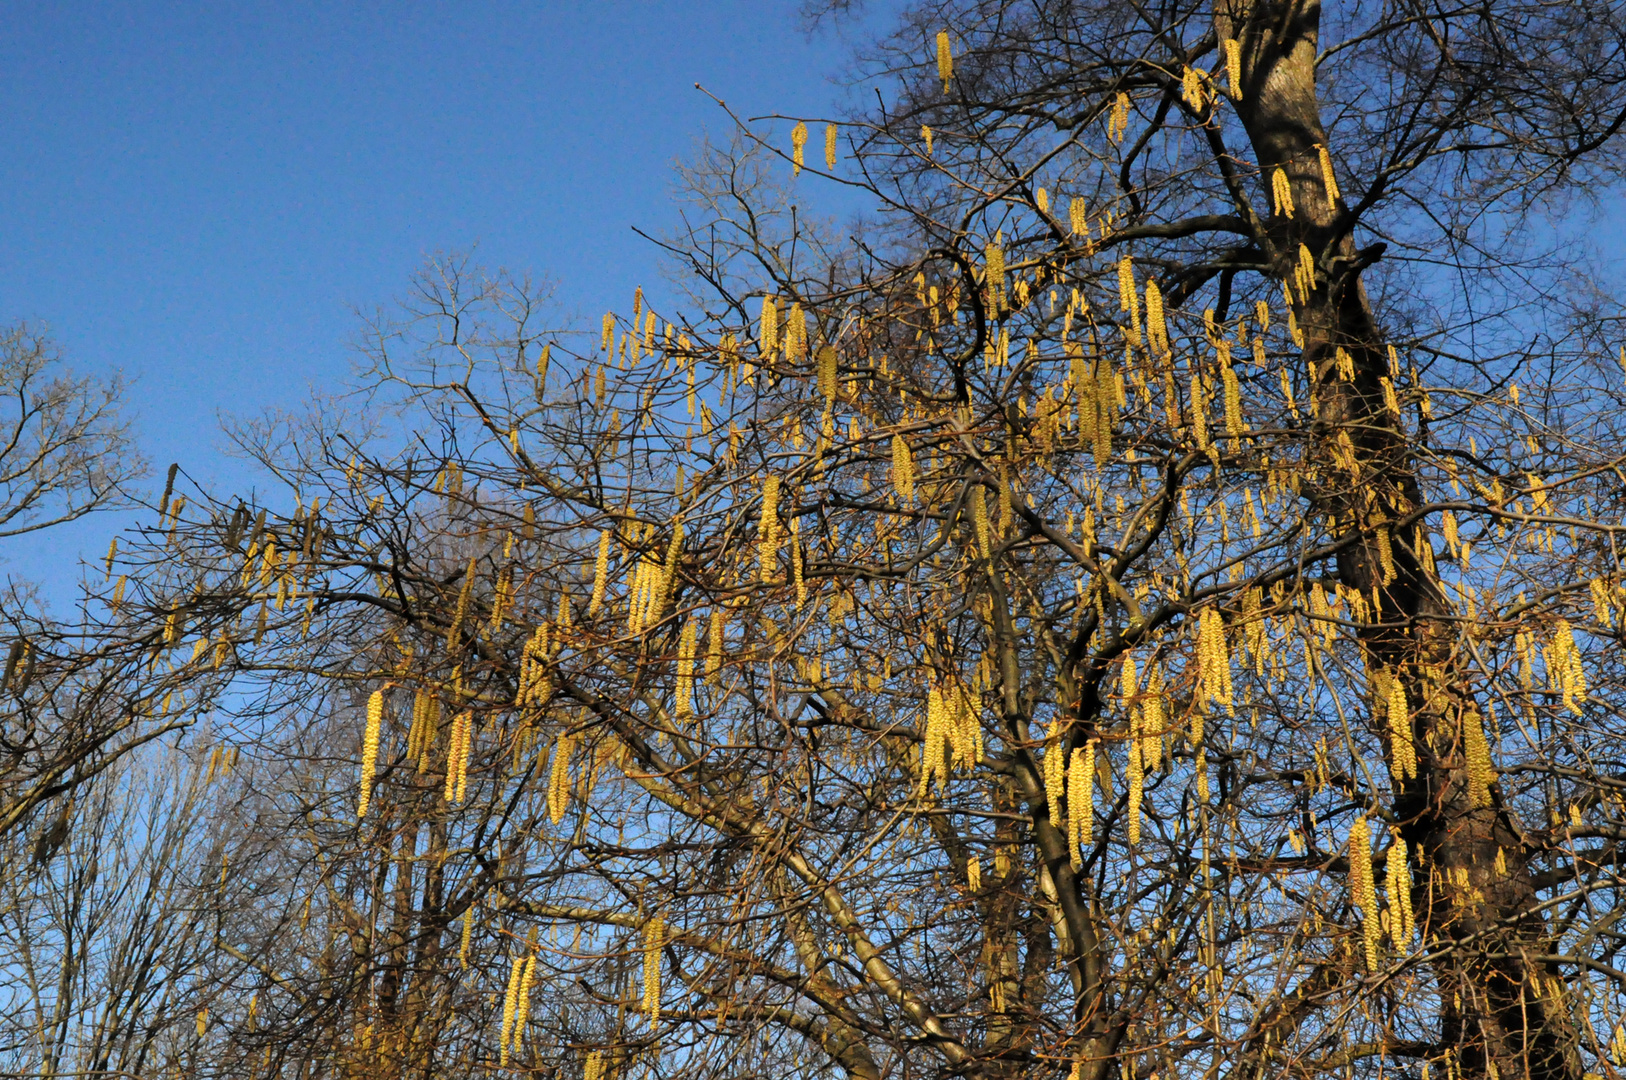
[676,620,697,719]
[447,555,476,650]
[1067,746,1090,868]
[891,434,916,501]
[1271,168,1295,219]
[817,344,838,400]
[512,952,537,1055]
[985,234,1006,310]
[936,30,952,92]
[444,711,472,805]
[791,122,808,175]
[1386,673,1417,780]
[1145,279,1169,358]
[1317,145,1341,205]
[1348,815,1379,970]
[970,486,992,559]
[548,733,574,822]
[1127,716,1144,845]
[1224,38,1242,98]
[1385,831,1414,948]
[357,689,383,820]
[643,916,665,1025]
[825,123,838,169]
[759,475,783,581]
[500,953,525,1065]
[589,530,612,615]
[760,296,779,357]
[706,609,725,685]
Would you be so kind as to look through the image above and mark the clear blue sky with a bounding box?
[1,2,873,591]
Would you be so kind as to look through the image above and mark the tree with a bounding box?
[83,4,1626,1080]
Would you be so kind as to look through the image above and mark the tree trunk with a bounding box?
[1217,3,1584,1076]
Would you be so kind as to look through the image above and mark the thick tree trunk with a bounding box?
[1215,3,1584,1077]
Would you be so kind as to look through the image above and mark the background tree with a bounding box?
[44,4,1626,1080]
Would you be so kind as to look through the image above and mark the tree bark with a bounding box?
[1217,3,1584,1077]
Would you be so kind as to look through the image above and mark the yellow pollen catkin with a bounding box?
[548,732,574,822]
[986,235,1006,310]
[1317,145,1341,205]
[825,122,838,170]
[1069,197,1087,237]
[1067,745,1090,869]
[922,124,933,155]
[676,620,697,719]
[759,475,783,581]
[643,916,665,1025]
[891,434,916,501]
[1145,279,1169,357]
[357,689,383,820]
[936,30,952,92]
[1385,832,1414,947]
[970,486,992,558]
[1348,815,1379,969]
[790,121,809,176]
[706,609,725,685]
[589,529,612,615]
[967,856,981,891]
[1224,38,1242,98]
[760,296,779,357]
[501,953,524,1065]
[1271,167,1295,219]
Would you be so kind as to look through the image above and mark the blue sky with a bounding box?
[0,2,874,593]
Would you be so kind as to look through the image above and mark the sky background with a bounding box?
[0,2,876,599]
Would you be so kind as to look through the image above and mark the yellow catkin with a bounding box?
[1386,674,1416,780]
[357,690,383,820]
[891,434,916,501]
[501,953,525,1065]
[759,475,783,581]
[1198,608,1234,713]
[1224,38,1242,98]
[1220,348,1242,437]
[706,609,725,685]
[446,711,472,804]
[985,235,1006,310]
[447,555,476,650]
[601,312,615,352]
[1272,168,1295,219]
[791,121,808,175]
[936,30,952,91]
[970,486,992,559]
[1127,720,1144,845]
[1145,279,1169,357]
[825,122,838,169]
[1069,197,1087,237]
[459,911,474,969]
[1079,740,1096,848]
[105,536,118,578]
[1385,832,1414,948]
[922,124,933,155]
[760,295,779,357]
[512,953,537,1055]
[589,530,612,615]
[1317,145,1341,205]
[1348,816,1379,970]
[548,733,574,822]
[817,344,838,399]
[967,856,981,891]
[1043,727,1064,826]
[676,620,697,719]
[1067,746,1090,869]
[643,916,665,1026]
